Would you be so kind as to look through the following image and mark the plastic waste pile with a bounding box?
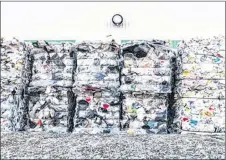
[72,40,121,134]
[1,38,26,131]
[120,40,177,134]
[1,37,225,134]
[172,36,225,133]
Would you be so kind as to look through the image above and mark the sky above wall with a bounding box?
[1,2,225,42]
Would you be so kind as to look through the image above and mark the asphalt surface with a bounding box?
[1,132,225,159]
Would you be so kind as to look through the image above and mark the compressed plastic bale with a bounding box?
[29,42,74,88]
[120,40,176,134]
[121,42,176,87]
[29,87,68,130]
[174,98,225,133]
[73,40,121,90]
[120,41,175,93]
[72,40,121,133]
[120,93,168,134]
[18,41,76,132]
[171,36,225,133]
[177,38,225,80]
[73,88,120,134]
[122,42,175,68]
[0,40,34,131]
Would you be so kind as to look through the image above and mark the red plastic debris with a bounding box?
[103,103,109,109]
[182,117,189,121]
[85,97,91,102]
[209,106,214,111]
[37,119,42,126]
[216,53,223,58]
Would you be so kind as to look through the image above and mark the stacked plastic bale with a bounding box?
[73,40,122,134]
[120,40,177,134]
[1,38,25,131]
[173,36,225,133]
[23,41,75,132]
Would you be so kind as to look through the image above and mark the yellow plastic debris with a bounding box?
[183,70,189,75]
[127,129,133,134]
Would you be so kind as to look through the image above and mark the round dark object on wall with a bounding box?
[112,14,123,26]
